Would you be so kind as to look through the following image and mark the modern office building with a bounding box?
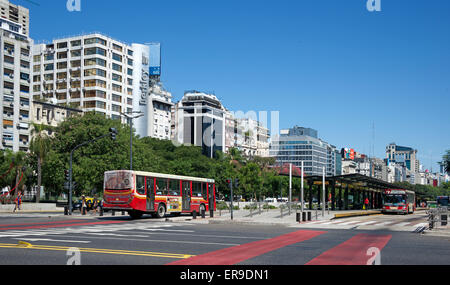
[31,33,135,125]
[172,91,226,158]
[0,0,32,152]
[270,126,339,176]
[386,143,419,173]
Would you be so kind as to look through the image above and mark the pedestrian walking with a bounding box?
[92,195,98,215]
[13,191,23,213]
[81,195,87,215]
[364,198,369,211]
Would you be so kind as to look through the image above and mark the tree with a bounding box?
[443,150,450,175]
[29,123,53,203]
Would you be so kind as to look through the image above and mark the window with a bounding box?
[111,104,121,113]
[112,94,121,103]
[57,42,67,49]
[84,68,106,77]
[169,180,180,196]
[84,58,106,67]
[57,62,67,69]
[155,178,168,196]
[84,47,106,57]
[112,53,122,62]
[112,63,122,72]
[112,43,123,52]
[84,37,106,46]
[192,182,205,198]
[112,73,122,82]
[71,50,81,57]
[71,40,81,47]
[136,176,145,195]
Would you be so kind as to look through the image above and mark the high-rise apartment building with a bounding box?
[0,0,31,152]
[172,91,226,158]
[0,0,29,36]
[31,33,135,124]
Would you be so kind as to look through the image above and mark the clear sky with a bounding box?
[20,0,450,171]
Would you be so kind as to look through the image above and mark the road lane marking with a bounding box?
[306,233,392,265]
[0,242,194,259]
[13,238,91,244]
[23,234,241,247]
[352,221,378,227]
[167,230,326,266]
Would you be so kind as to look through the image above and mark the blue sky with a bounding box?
[21,0,450,171]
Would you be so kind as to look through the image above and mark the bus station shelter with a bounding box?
[304,174,413,211]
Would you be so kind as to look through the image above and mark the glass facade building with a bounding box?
[270,126,340,177]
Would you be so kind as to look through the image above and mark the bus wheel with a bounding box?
[156,204,166,219]
[129,211,143,220]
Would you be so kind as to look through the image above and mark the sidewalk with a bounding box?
[177,209,383,227]
[0,203,63,213]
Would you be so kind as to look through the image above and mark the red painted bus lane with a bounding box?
[167,230,326,265]
[306,233,392,265]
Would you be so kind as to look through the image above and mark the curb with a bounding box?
[208,219,292,227]
[333,211,382,220]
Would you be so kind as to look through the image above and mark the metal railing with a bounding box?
[427,207,449,230]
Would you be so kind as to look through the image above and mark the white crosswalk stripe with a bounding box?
[0,222,192,238]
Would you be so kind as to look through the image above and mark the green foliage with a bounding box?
[1,112,305,202]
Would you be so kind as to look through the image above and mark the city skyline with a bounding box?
[20,0,450,170]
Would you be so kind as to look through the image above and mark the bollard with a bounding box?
[193,210,197,219]
[302,212,307,222]
[112,210,115,216]
[307,211,312,221]
[64,206,68,216]
[210,209,214,218]
[201,209,206,219]
[296,212,301,223]
[100,208,103,216]
[441,215,448,226]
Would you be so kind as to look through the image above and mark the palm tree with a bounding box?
[29,123,52,203]
[443,150,450,174]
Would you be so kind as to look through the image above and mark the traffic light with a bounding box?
[235,178,239,188]
[64,170,70,181]
[109,128,118,141]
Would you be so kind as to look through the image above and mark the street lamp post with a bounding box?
[68,129,117,215]
[120,111,144,171]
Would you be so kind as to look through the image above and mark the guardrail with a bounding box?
[427,207,449,229]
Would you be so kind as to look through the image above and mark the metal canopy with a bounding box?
[305,173,411,193]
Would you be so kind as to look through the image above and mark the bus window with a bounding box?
[192,182,203,198]
[136,176,145,195]
[156,178,168,196]
[169,179,180,196]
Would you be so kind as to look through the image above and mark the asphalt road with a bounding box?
[0,213,448,266]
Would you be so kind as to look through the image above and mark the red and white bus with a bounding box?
[382,189,416,215]
[103,170,216,219]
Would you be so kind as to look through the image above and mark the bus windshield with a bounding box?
[384,194,406,205]
[437,197,449,207]
[104,171,134,190]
